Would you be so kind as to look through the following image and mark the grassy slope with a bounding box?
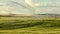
[0,17,60,34]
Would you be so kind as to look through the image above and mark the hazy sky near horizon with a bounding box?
[0,0,60,15]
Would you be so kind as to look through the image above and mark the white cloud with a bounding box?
[25,0,34,7]
[34,3,40,6]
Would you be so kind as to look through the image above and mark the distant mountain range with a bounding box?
[0,14,60,17]
[37,14,60,16]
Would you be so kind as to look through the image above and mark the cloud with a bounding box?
[25,0,34,7]
[34,3,40,6]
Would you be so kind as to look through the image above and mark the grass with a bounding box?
[0,17,60,34]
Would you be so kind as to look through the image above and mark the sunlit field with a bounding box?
[0,17,60,34]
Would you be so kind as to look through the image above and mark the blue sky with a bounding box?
[0,0,60,15]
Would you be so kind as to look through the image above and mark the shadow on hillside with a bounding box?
[0,20,60,30]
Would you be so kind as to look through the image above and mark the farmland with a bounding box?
[0,17,60,34]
